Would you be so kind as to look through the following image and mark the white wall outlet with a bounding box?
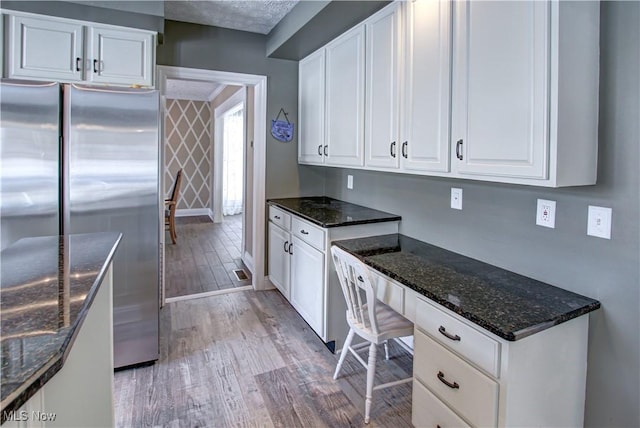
[536,199,556,228]
[587,206,612,239]
[347,175,353,190]
[451,188,463,210]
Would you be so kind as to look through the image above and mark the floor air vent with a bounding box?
[232,269,249,281]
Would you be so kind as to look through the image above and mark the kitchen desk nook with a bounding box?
[1,233,121,427]
[333,234,601,428]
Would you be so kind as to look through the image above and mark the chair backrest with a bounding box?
[168,169,183,208]
[331,246,379,335]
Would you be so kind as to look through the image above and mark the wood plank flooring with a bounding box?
[113,290,413,427]
[165,215,251,299]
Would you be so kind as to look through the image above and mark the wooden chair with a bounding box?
[165,169,183,244]
[331,246,414,424]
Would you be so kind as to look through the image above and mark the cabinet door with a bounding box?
[298,49,326,165]
[87,26,153,86]
[268,222,291,299]
[365,2,401,169]
[325,26,365,167]
[8,15,83,81]
[452,0,549,179]
[290,236,325,338]
[401,0,452,173]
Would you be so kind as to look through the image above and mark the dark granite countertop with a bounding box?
[0,232,122,420]
[268,197,401,228]
[333,234,600,341]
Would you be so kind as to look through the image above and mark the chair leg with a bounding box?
[169,214,177,244]
[364,342,377,424]
[384,340,390,361]
[333,328,355,380]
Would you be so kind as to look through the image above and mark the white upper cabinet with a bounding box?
[86,26,153,86]
[8,15,83,81]
[325,25,365,168]
[452,1,548,179]
[298,49,326,165]
[401,0,452,173]
[451,0,600,186]
[5,12,155,87]
[364,2,401,169]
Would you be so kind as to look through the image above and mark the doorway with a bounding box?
[157,66,267,305]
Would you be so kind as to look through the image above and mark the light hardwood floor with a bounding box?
[114,290,414,427]
[165,215,251,299]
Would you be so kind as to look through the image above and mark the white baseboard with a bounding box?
[176,208,213,218]
[241,251,254,274]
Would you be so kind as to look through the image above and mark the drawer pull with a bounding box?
[274,215,281,220]
[438,326,461,342]
[300,230,309,235]
[437,371,459,389]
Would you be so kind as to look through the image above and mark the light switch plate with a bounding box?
[587,205,612,239]
[451,188,462,210]
[347,175,353,190]
[536,199,556,228]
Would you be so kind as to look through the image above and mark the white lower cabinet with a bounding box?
[267,204,398,350]
[267,221,290,299]
[290,236,325,337]
[411,295,590,428]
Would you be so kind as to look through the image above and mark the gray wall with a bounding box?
[305,1,639,426]
[157,20,319,200]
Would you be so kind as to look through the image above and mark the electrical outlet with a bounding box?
[451,188,462,210]
[587,206,612,239]
[536,199,556,228]
[347,175,353,190]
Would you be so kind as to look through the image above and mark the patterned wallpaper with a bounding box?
[165,99,212,210]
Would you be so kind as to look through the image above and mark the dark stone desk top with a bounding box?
[333,234,601,341]
[0,233,122,420]
[268,197,401,228]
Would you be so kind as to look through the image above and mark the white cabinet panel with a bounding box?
[365,2,401,169]
[452,1,548,179]
[5,12,155,86]
[298,49,326,165]
[8,15,83,81]
[414,330,499,428]
[87,26,153,86]
[401,0,452,173]
[325,26,365,167]
[268,222,290,299]
[290,236,325,338]
[412,380,471,428]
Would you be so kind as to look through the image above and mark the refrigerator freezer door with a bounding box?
[0,80,60,250]
[64,84,160,368]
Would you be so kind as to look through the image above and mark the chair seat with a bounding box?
[348,301,414,344]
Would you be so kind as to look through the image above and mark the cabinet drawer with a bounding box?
[292,217,325,250]
[372,273,404,314]
[415,298,500,377]
[269,206,291,230]
[414,330,498,428]
[412,379,471,428]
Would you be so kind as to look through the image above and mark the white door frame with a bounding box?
[157,65,268,300]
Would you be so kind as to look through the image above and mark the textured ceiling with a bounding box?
[164,0,300,34]
[165,78,224,101]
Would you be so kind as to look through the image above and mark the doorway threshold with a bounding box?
[164,285,253,304]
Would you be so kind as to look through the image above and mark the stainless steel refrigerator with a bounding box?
[0,79,160,368]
